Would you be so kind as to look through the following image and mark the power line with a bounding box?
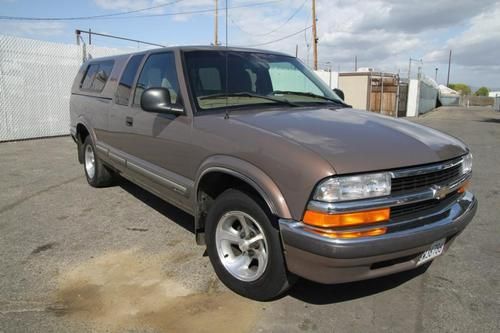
[0,0,184,21]
[0,0,283,21]
[128,0,283,19]
[231,0,306,37]
[243,25,312,47]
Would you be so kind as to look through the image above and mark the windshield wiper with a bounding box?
[271,90,350,107]
[199,92,300,107]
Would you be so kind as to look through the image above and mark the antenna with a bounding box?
[224,0,230,119]
[214,0,218,46]
[225,0,228,47]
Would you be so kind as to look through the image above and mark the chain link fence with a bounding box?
[0,35,128,141]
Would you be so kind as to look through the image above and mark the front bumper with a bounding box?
[279,191,477,284]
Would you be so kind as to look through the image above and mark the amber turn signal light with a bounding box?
[307,227,388,239]
[457,180,470,193]
[303,208,390,228]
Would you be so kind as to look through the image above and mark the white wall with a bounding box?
[406,79,419,117]
[405,77,440,117]
[338,75,369,110]
[314,70,339,89]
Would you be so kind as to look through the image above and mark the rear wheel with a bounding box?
[205,189,295,301]
[83,136,114,187]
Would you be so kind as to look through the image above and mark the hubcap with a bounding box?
[84,145,96,179]
[215,211,269,282]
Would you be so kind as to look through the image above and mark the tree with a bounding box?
[475,86,490,96]
[448,83,471,95]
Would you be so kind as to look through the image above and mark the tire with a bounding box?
[82,136,114,187]
[205,188,295,301]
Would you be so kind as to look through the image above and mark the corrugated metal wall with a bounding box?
[0,35,129,141]
[418,80,438,114]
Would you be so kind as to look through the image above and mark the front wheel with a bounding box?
[205,189,295,301]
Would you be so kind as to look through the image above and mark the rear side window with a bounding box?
[80,64,99,90]
[116,54,144,105]
[133,52,179,106]
[80,60,114,92]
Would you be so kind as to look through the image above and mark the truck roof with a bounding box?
[85,45,292,63]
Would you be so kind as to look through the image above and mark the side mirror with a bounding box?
[333,88,345,101]
[140,88,183,114]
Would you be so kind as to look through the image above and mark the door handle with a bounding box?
[125,116,134,127]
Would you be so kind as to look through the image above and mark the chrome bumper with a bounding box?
[279,191,477,284]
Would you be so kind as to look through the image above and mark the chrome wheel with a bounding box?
[84,144,96,179]
[215,211,269,282]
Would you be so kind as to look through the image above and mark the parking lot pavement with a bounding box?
[1,106,499,333]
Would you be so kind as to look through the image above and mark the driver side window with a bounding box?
[133,52,179,106]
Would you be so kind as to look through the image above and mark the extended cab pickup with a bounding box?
[70,46,477,300]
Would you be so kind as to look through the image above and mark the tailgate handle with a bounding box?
[125,116,134,127]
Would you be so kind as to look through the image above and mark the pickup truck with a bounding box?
[70,46,477,301]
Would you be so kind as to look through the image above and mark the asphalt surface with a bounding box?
[1,106,499,333]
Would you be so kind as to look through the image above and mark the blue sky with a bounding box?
[1,0,499,88]
[0,0,228,47]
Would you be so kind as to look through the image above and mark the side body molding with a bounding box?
[194,155,292,230]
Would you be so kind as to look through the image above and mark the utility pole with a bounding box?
[408,58,411,81]
[312,0,318,70]
[434,67,438,82]
[354,55,357,71]
[214,0,218,46]
[446,49,452,86]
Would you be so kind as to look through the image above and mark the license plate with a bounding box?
[417,238,446,266]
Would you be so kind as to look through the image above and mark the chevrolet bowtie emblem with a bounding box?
[432,184,450,200]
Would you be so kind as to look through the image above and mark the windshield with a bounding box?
[183,50,342,111]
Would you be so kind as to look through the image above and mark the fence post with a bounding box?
[395,75,400,118]
[380,72,384,113]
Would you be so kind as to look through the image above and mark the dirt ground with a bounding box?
[1,106,499,332]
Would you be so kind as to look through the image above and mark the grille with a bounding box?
[391,191,460,219]
[391,163,462,194]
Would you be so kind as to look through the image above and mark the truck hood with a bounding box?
[231,107,468,174]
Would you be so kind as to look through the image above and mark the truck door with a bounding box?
[117,51,193,210]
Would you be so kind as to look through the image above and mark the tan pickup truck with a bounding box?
[70,46,477,300]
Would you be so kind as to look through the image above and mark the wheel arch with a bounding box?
[194,156,291,244]
[75,118,96,164]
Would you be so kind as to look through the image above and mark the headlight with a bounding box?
[313,173,391,202]
[462,153,472,174]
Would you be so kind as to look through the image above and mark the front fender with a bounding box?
[194,155,292,222]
